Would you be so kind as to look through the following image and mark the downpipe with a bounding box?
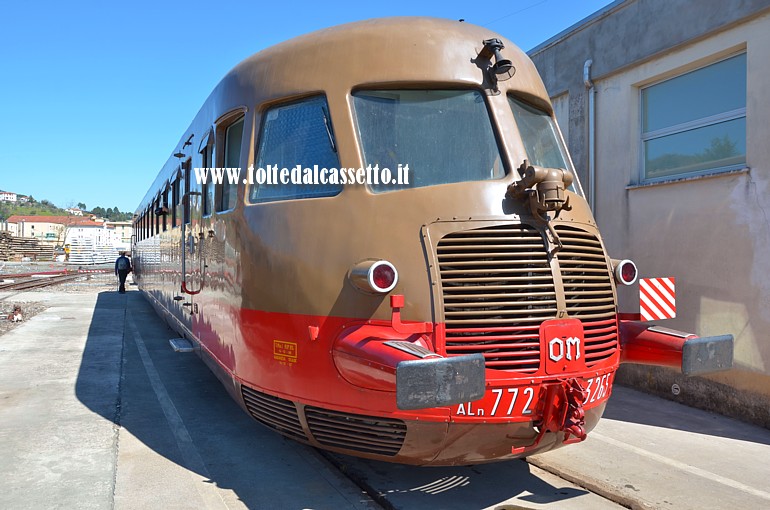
[583,59,595,213]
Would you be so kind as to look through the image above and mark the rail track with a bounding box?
[0,273,90,292]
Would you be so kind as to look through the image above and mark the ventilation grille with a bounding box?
[554,225,618,365]
[241,386,306,442]
[437,224,555,372]
[305,407,406,457]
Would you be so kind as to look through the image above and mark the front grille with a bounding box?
[554,225,618,365]
[436,223,617,372]
[305,407,406,457]
[241,385,307,442]
[437,224,556,372]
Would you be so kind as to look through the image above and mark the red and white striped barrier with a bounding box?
[640,277,676,321]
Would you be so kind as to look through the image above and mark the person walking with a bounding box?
[115,251,132,293]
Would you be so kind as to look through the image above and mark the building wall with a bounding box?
[529,0,770,424]
[9,220,65,241]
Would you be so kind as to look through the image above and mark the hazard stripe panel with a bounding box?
[639,277,676,321]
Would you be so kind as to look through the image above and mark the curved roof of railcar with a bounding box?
[137,17,551,213]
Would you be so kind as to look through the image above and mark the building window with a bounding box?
[641,53,746,181]
[218,116,244,212]
[250,96,341,203]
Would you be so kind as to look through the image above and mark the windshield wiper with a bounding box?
[321,106,337,153]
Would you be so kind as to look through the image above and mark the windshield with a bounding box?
[352,90,505,192]
[508,96,572,171]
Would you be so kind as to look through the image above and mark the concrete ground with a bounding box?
[0,288,376,510]
[528,385,770,510]
[2,285,770,510]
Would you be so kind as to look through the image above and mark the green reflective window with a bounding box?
[642,54,746,180]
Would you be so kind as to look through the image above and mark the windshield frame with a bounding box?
[351,87,508,193]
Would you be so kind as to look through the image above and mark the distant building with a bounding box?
[6,215,109,243]
[105,220,133,246]
[65,207,84,216]
[5,214,125,264]
[529,0,770,421]
[0,190,17,202]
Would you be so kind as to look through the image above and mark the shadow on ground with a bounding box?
[602,384,770,446]
[73,291,603,509]
[328,451,594,509]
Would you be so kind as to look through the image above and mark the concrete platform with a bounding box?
[0,289,377,510]
[528,385,770,510]
[3,287,769,510]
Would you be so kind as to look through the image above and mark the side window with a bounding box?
[217,117,243,212]
[641,53,746,181]
[162,186,169,232]
[200,132,215,216]
[250,96,341,203]
[155,196,161,235]
[509,96,571,171]
[171,174,179,227]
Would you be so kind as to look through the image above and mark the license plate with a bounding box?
[451,372,614,422]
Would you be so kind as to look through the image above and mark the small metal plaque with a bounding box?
[396,354,485,410]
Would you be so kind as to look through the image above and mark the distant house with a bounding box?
[105,220,133,245]
[6,215,104,242]
[17,194,30,203]
[6,214,124,264]
[65,207,84,216]
[0,190,17,202]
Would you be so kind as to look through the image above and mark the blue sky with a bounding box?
[0,0,612,215]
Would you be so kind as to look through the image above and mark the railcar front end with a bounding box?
[132,17,733,466]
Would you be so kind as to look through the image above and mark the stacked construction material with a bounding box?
[0,232,55,261]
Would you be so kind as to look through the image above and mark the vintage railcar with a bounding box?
[132,17,732,465]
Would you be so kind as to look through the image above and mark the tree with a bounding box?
[77,202,87,211]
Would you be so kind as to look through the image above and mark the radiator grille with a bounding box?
[437,224,555,372]
[305,407,406,457]
[554,225,618,365]
[436,223,617,372]
[241,386,307,442]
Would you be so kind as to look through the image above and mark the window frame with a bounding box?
[215,112,246,214]
[162,185,169,232]
[639,52,747,184]
[199,127,215,217]
[249,94,343,204]
[351,87,507,194]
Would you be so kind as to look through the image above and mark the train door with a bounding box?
[182,159,204,298]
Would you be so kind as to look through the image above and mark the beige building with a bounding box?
[6,215,108,242]
[529,0,770,424]
[105,221,133,246]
